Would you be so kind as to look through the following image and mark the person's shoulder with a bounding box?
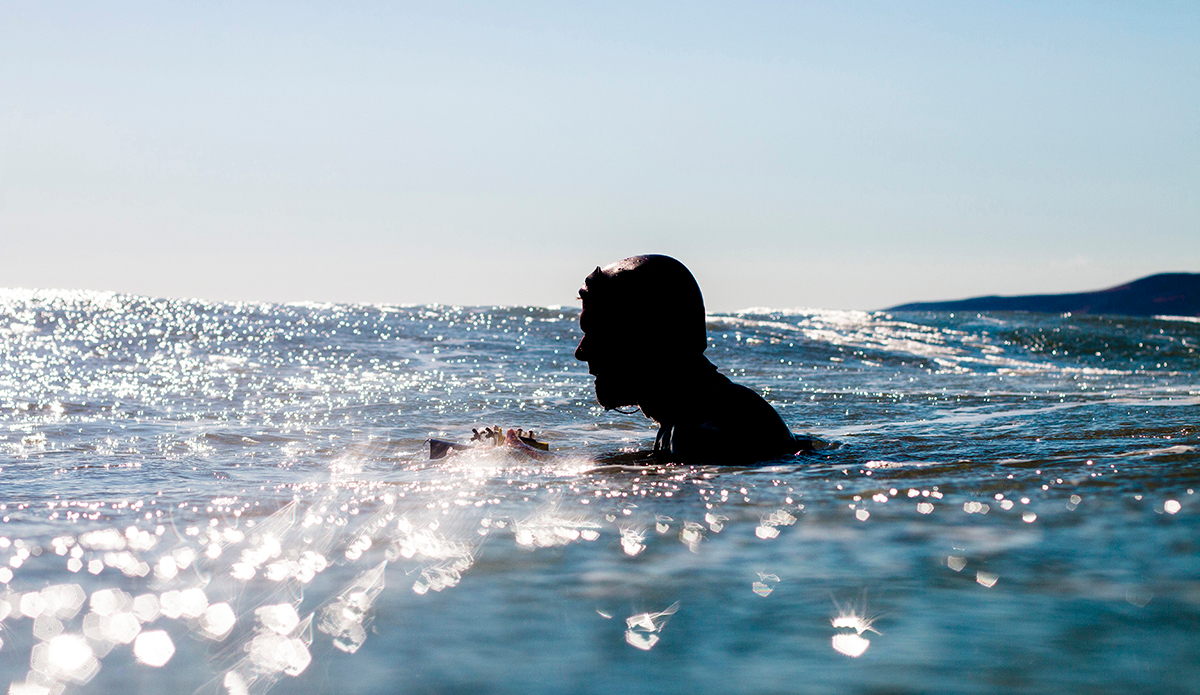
[714,376,780,413]
[701,375,790,435]
[679,377,800,462]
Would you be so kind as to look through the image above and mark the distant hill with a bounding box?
[888,273,1200,317]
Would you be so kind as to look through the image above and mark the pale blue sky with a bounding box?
[3,2,1197,310]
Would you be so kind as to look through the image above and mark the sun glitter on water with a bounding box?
[830,594,881,658]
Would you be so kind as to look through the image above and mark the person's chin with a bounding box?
[594,377,637,409]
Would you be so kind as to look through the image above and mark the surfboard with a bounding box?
[427,426,550,460]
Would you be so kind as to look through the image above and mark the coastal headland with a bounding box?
[888,273,1200,317]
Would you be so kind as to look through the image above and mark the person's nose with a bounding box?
[574,337,586,362]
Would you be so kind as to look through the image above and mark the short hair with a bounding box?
[580,255,708,356]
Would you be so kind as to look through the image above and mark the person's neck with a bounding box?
[636,355,720,425]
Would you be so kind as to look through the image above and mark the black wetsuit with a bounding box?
[649,371,804,464]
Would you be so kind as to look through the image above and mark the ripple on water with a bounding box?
[0,293,1197,693]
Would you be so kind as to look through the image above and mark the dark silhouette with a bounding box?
[575,255,811,464]
[888,273,1200,317]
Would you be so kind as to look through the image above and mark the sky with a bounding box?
[2,1,1197,311]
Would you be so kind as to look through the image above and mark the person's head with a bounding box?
[575,255,708,409]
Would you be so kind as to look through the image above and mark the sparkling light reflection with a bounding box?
[1,293,1192,692]
[831,633,870,658]
[624,602,679,651]
[133,630,175,667]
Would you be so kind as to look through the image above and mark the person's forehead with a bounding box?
[578,302,600,332]
[578,265,639,332]
[578,296,620,333]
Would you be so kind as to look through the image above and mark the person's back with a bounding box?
[575,254,807,464]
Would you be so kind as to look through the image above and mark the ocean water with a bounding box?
[1,289,1197,695]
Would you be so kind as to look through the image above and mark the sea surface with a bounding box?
[1,290,1198,695]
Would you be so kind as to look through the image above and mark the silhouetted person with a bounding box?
[575,254,810,464]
